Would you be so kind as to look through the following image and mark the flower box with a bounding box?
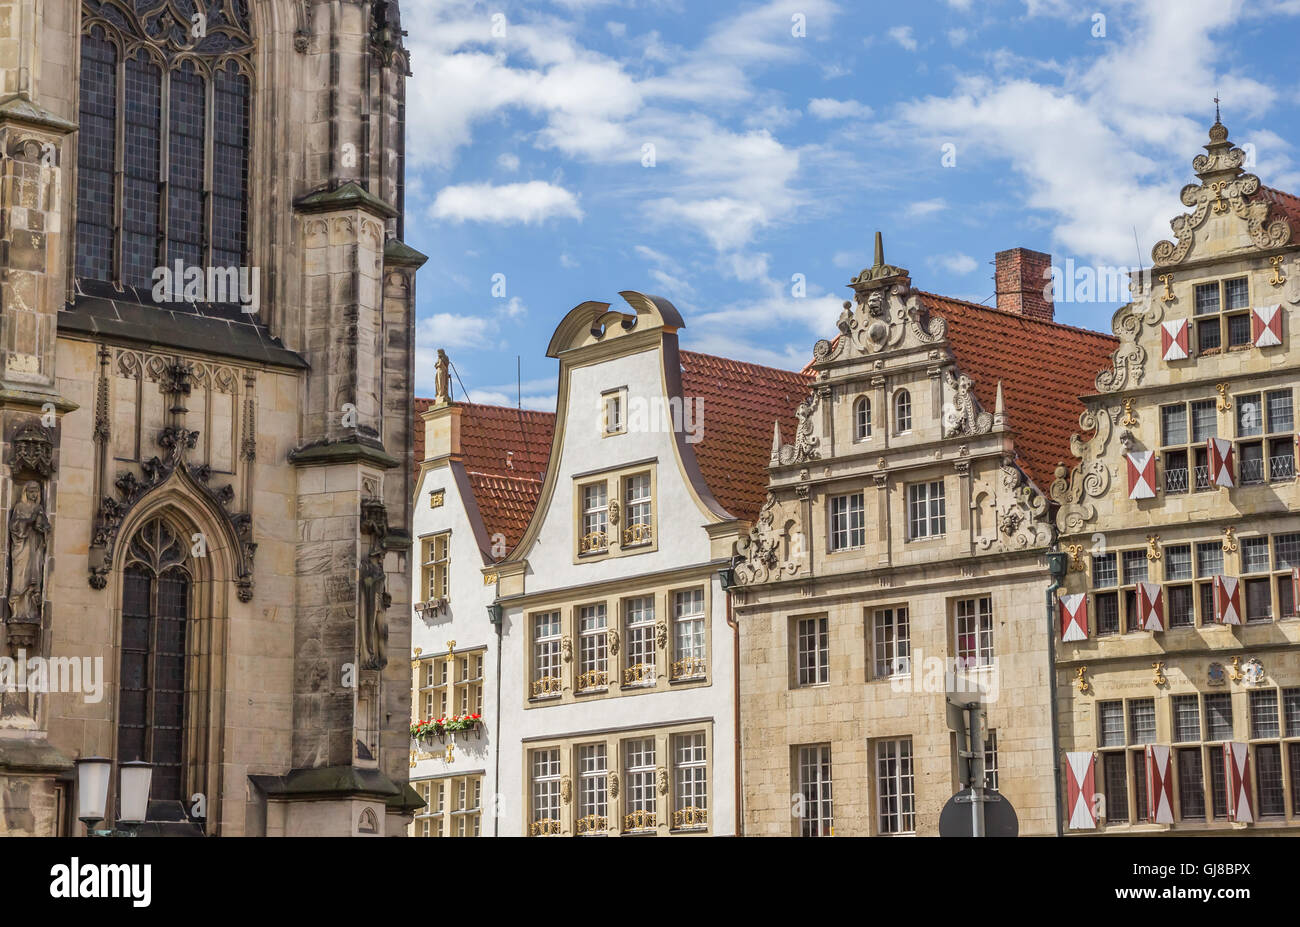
[410,714,483,744]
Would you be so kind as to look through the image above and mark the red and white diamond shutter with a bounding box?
[1251,304,1282,347]
[1207,438,1235,488]
[1126,451,1157,499]
[1223,742,1254,823]
[1136,582,1164,631]
[1145,745,1174,824]
[1066,751,1097,830]
[1060,593,1088,642]
[1213,575,1243,625]
[1161,319,1189,360]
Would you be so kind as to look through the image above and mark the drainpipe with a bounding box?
[1045,550,1068,838]
[488,598,504,837]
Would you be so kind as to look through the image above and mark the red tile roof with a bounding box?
[680,351,813,521]
[457,403,555,483]
[1252,185,1300,234]
[467,472,546,557]
[914,291,1119,490]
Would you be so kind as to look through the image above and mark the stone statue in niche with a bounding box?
[7,481,49,631]
[359,499,392,671]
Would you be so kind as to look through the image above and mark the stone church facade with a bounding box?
[0,0,423,835]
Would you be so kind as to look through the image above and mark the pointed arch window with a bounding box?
[76,1,253,291]
[853,396,872,442]
[117,517,192,805]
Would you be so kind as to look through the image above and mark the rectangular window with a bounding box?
[1268,389,1294,432]
[672,588,706,680]
[1242,537,1270,573]
[1165,544,1192,580]
[1095,591,1120,636]
[602,389,625,435]
[672,733,708,830]
[532,612,562,698]
[829,493,866,551]
[1205,693,1233,741]
[580,482,609,554]
[1191,399,1218,442]
[1177,749,1205,820]
[876,738,915,835]
[1122,549,1148,585]
[1099,701,1125,748]
[1161,404,1187,446]
[1292,744,1300,816]
[1250,689,1280,739]
[1103,752,1129,823]
[983,730,999,791]
[622,473,653,547]
[1245,577,1272,622]
[422,533,450,601]
[796,616,829,687]
[1093,552,1118,588]
[576,744,608,835]
[1227,311,1252,347]
[577,604,608,691]
[1168,585,1195,628]
[1196,542,1224,578]
[1256,744,1285,817]
[1284,688,1300,736]
[1129,699,1156,745]
[1224,276,1249,310]
[1173,694,1201,742]
[1194,282,1220,315]
[907,481,946,539]
[797,745,833,837]
[623,597,656,686]
[1237,393,1264,438]
[873,607,911,678]
[530,749,562,836]
[954,597,994,669]
[624,738,657,831]
[1134,752,1149,823]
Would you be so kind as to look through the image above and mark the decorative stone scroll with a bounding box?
[976,460,1053,552]
[733,493,801,586]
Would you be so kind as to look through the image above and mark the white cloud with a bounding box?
[888,25,918,52]
[808,97,873,120]
[947,28,969,47]
[927,252,979,275]
[416,313,496,354]
[904,198,947,218]
[559,253,579,268]
[430,181,583,225]
[497,152,520,171]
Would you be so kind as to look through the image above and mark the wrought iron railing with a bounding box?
[623,662,655,685]
[531,675,562,698]
[673,806,708,829]
[1240,457,1265,485]
[576,669,608,690]
[579,530,608,554]
[1164,468,1189,494]
[1270,454,1296,482]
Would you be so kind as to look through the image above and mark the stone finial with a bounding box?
[992,380,1006,428]
[434,349,451,405]
[849,231,909,294]
[769,421,782,465]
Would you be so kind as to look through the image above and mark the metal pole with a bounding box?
[968,703,986,837]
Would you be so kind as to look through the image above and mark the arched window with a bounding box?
[853,396,872,442]
[117,517,192,805]
[895,389,912,434]
[76,1,253,290]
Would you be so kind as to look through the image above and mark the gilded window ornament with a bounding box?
[1157,273,1175,302]
[532,676,562,698]
[1228,656,1245,684]
[530,819,562,837]
[575,814,607,834]
[622,523,653,546]
[1269,255,1287,287]
[623,663,653,686]
[673,807,707,829]
[624,810,656,831]
[1152,661,1168,688]
[671,657,706,680]
[1145,534,1162,561]
[1215,383,1232,413]
[1221,526,1238,554]
[1075,667,1091,695]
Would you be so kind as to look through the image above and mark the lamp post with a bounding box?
[76,757,152,836]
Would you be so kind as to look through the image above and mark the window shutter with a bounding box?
[1160,319,1189,360]
[1293,566,1300,617]
[1250,304,1282,347]
[1137,581,1164,631]
[1065,751,1097,830]
[1059,593,1088,642]
[1223,743,1254,823]
[1145,745,1174,824]
[1125,451,1157,499]
[1213,575,1243,625]
[1207,438,1235,488]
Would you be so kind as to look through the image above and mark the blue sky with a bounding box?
[400,0,1300,409]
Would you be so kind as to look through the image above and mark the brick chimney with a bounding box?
[994,248,1054,322]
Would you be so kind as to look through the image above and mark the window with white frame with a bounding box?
[672,588,706,680]
[530,749,562,836]
[532,612,562,698]
[673,733,708,830]
[906,480,945,540]
[623,596,656,686]
[1193,276,1251,354]
[876,738,915,834]
[412,779,444,837]
[954,596,994,669]
[624,738,657,831]
[894,390,912,434]
[1236,388,1295,485]
[623,472,653,547]
[829,492,865,551]
[451,776,483,837]
[872,606,910,678]
[577,604,608,691]
[453,651,484,717]
[421,533,450,602]
[1159,399,1217,494]
[796,616,829,687]
[576,744,608,834]
[603,388,626,435]
[797,744,833,837]
[983,730,999,791]
[579,481,609,554]
[853,396,871,441]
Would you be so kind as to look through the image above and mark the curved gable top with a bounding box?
[546,291,685,358]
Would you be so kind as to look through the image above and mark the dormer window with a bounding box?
[894,390,912,434]
[853,397,872,442]
[602,389,627,436]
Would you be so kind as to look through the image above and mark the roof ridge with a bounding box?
[915,289,1119,342]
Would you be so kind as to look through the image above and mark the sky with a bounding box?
[399,0,1300,410]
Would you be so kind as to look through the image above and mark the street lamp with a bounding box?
[76,757,152,836]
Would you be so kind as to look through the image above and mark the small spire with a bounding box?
[993,379,1006,427]
[873,231,885,269]
[1214,91,1221,125]
[770,421,782,465]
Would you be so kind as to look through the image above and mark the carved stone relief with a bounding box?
[733,492,801,585]
[975,460,1053,551]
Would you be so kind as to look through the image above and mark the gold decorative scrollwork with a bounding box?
[1269,255,1287,287]
[1066,543,1087,572]
[624,810,656,831]
[1152,661,1168,688]
[1121,398,1138,427]
[580,531,608,554]
[623,663,654,686]
[622,523,653,546]
[576,669,608,690]
[670,657,706,680]
[1158,273,1175,302]
[1146,534,1162,561]
[575,814,607,835]
[1216,383,1232,413]
[530,819,562,837]
[1076,666,1092,695]
[673,807,708,829]
[1222,526,1238,554]
[1229,655,1244,683]
[532,676,562,698]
